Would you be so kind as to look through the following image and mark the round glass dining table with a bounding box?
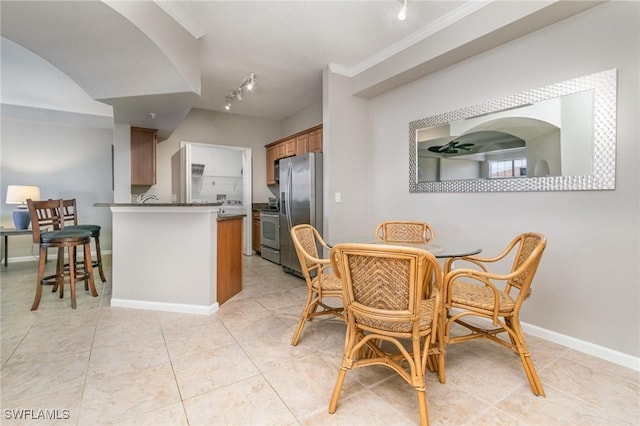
[327,238,481,259]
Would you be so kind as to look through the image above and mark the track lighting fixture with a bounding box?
[246,73,256,91]
[223,72,257,111]
[397,0,407,21]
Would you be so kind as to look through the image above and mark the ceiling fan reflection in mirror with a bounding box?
[427,140,474,154]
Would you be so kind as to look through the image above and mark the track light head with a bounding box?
[223,72,257,111]
[398,0,407,21]
[246,73,256,91]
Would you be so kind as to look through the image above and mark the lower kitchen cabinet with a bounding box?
[217,216,243,304]
[252,211,261,253]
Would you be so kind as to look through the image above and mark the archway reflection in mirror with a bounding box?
[409,69,616,192]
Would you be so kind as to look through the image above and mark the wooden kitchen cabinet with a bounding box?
[217,216,243,304]
[266,146,277,185]
[265,124,322,186]
[131,127,157,186]
[308,128,323,153]
[284,138,296,157]
[252,211,261,253]
[296,134,308,155]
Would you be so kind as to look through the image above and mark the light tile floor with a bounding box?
[1,255,638,425]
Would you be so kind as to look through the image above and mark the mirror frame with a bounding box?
[409,69,617,193]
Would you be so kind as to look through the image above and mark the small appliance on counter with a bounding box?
[218,199,245,217]
[266,197,279,210]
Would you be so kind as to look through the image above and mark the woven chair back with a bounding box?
[331,243,441,331]
[290,224,331,288]
[506,233,546,298]
[292,225,320,268]
[376,221,435,243]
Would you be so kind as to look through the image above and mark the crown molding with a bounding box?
[330,0,493,78]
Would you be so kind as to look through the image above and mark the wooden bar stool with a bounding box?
[27,199,98,310]
[58,198,106,282]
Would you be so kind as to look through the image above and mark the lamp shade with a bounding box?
[6,185,41,205]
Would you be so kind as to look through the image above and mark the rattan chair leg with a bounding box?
[437,349,446,384]
[520,352,545,396]
[508,317,545,396]
[291,292,316,346]
[328,368,347,414]
[416,389,429,426]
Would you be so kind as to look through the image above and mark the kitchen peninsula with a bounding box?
[96,203,244,314]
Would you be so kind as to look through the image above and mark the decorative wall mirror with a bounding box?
[409,69,617,192]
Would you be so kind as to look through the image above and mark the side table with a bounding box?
[0,228,33,267]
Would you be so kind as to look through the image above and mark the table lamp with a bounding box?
[6,185,41,230]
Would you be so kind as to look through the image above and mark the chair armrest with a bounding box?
[444,268,505,324]
[444,256,489,274]
[444,238,518,274]
[374,223,384,241]
[317,237,333,252]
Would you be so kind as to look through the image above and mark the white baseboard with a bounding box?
[521,321,640,371]
[110,298,219,316]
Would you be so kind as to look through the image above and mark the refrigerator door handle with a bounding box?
[286,159,293,231]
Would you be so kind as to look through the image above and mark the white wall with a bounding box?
[281,101,322,137]
[323,71,371,242]
[326,2,639,358]
[1,117,114,258]
[1,37,115,259]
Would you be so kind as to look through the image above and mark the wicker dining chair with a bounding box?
[375,220,435,243]
[289,224,344,346]
[443,232,547,396]
[328,243,445,426]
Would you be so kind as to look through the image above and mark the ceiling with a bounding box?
[1,1,603,138]
[166,0,466,118]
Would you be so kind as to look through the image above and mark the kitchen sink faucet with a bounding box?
[138,193,159,204]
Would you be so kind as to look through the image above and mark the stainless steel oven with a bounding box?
[260,210,280,264]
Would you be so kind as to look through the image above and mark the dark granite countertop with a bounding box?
[94,202,223,207]
[217,214,246,221]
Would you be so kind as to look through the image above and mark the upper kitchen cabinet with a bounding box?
[265,124,322,185]
[266,145,277,185]
[131,127,157,186]
[296,133,308,155]
[308,128,322,153]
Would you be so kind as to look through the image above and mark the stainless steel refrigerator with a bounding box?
[279,153,323,276]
